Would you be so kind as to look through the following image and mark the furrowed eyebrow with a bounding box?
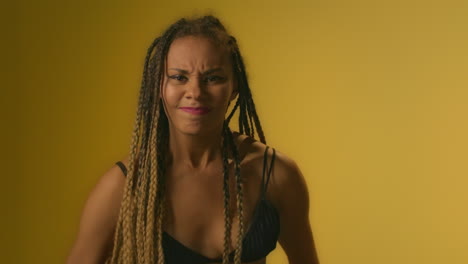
[168,68,189,74]
[168,68,223,75]
[203,68,223,74]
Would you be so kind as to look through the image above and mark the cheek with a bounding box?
[215,80,232,95]
[221,83,235,102]
[162,83,181,107]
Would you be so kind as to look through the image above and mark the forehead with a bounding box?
[166,36,231,68]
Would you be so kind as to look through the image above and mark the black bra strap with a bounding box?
[261,146,276,198]
[115,161,127,176]
[266,147,276,188]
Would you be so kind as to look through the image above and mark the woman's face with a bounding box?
[161,36,238,136]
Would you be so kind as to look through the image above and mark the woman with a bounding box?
[67,15,320,264]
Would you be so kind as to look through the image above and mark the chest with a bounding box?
[163,160,263,259]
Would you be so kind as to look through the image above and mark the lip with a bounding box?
[179,107,211,115]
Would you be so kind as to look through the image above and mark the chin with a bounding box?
[180,124,221,136]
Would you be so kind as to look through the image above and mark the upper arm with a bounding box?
[271,152,320,264]
[66,160,127,264]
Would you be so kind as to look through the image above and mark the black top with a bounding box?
[115,146,280,263]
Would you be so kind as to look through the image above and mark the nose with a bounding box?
[185,78,204,100]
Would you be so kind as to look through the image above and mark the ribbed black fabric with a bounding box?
[114,146,280,263]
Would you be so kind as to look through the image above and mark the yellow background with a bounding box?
[4,0,468,263]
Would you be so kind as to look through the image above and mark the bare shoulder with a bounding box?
[224,131,320,262]
[66,157,128,264]
[233,132,307,212]
[241,138,319,263]
[257,144,306,214]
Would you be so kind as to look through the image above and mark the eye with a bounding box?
[169,75,187,82]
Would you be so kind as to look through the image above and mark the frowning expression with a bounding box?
[161,36,238,136]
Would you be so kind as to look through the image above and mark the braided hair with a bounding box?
[105,15,267,264]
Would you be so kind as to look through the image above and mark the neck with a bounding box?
[166,125,228,170]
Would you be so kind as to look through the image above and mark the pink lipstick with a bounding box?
[179,107,211,115]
